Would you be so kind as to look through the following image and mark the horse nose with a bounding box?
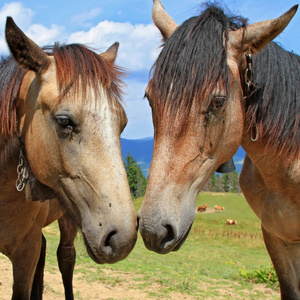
[138,213,178,254]
[83,225,136,264]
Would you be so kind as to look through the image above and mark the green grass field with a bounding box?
[42,192,279,299]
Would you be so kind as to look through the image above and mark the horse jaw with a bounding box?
[138,135,217,253]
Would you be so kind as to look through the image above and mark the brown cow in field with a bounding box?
[226,219,237,225]
[215,205,225,211]
[197,204,207,212]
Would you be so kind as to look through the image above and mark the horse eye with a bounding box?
[55,115,74,129]
[212,96,226,109]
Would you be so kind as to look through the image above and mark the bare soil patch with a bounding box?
[0,253,279,299]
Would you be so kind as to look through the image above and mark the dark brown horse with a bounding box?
[138,1,299,298]
[1,17,137,299]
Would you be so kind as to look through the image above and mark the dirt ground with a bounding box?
[0,253,280,300]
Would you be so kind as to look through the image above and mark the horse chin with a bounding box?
[82,235,104,264]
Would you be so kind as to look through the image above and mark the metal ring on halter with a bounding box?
[16,149,29,192]
[250,126,258,142]
[244,53,253,99]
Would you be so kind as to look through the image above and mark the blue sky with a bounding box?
[0,0,299,139]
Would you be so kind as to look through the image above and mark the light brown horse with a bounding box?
[138,1,299,298]
[1,17,137,299]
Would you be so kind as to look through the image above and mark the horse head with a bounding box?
[138,0,297,254]
[5,17,137,263]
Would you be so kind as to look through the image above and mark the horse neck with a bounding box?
[0,134,19,169]
[241,129,300,189]
[0,70,34,174]
[0,135,22,201]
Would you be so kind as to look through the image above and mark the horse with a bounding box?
[1,17,137,299]
[138,1,299,298]
[32,210,77,300]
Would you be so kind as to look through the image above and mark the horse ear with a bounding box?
[5,17,51,73]
[100,42,119,64]
[229,5,298,55]
[152,0,178,40]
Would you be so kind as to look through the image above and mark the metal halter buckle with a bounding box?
[244,52,253,99]
[16,149,29,191]
[244,52,258,142]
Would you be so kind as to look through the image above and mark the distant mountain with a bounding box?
[121,137,245,176]
[121,138,154,176]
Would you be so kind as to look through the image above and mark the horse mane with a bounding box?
[150,3,299,160]
[0,56,27,136]
[0,43,125,137]
[47,43,125,103]
[149,4,246,125]
[248,42,300,159]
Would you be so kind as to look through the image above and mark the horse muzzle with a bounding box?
[82,222,137,264]
[137,209,194,254]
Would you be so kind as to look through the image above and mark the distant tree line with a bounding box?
[202,172,241,193]
[124,153,147,199]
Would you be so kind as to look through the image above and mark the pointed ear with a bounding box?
[152,0,178,40]
[100,42,119,64]
[5,17,51,73]
[229,5,298,56]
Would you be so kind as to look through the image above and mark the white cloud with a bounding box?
[68,21,161,71]
[0,3,161,71]
[121,79,153,139]
[26,23,65,46]
[0,2,34,31]
[0,2,158,138]
[235,159,245,165]
[0,2,65,54]
[0,2,35,53]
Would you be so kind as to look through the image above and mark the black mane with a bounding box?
[150,3,299,159]
[249,42,300,158]
[149,4,246,121]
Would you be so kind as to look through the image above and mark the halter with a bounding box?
[243,52,258,142]
[244,52,253,99]
[16,138,29,191]
[15,133,57,201]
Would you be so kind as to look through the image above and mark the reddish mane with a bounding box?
[0,43,125,137]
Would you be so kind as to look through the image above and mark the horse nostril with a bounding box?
[161,224,176,248]
[100,227,117,257]
[104,230,117,247]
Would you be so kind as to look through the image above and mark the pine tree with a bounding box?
[124,152,147,198]
[222,173,230,192]
[229,171,240,193]
[216,174,222,192]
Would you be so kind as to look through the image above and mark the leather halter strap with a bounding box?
[243,52,258,142]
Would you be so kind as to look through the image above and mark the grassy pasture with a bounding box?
[41,192,279,299]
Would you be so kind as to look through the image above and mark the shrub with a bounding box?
[239,265,279,288]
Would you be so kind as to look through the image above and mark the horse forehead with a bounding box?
[288,159,300,182]
[39,70,108,111]
[42,56,57,81]
[227,58,240,77]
